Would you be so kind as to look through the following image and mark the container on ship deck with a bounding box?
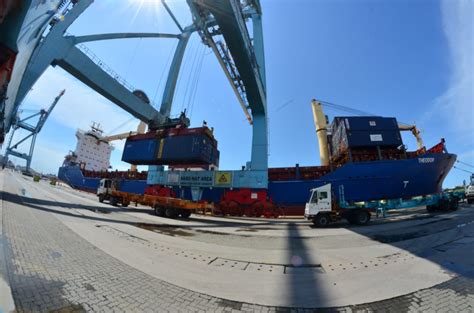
[330,116,403,157]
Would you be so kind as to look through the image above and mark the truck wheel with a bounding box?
[98,194,104,203]
[467,199,474,205]
[180,210,192,218]
[165,207,177,218]
[427,205,437,213]
[313,214,330,227]
[352,210,371,225]
[154,206,165,217]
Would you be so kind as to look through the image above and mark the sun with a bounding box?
[127,0,163,24]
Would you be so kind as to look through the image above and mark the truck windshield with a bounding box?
[310,191,318,203]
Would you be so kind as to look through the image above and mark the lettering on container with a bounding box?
[251,193,258,199]
[370,134,383,142]
[418,157,435,163]
[369,121,376,126]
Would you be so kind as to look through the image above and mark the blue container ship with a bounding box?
[58,114,456,216]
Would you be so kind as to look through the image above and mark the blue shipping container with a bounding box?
[122,138,159,164]
[346,130,402,147]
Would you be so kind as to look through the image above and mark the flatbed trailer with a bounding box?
[305,183,464,227]
[97,179,210,218]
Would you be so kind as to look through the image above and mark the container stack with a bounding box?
[122,126,220,167]
[330,116,403,164]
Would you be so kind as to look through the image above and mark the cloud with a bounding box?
[434,0,474,137]
[24,68,141,134]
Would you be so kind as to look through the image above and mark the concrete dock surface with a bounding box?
[0,169,473,312]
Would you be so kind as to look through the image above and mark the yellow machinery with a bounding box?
[311,99,330,166]
[398,124,424,150]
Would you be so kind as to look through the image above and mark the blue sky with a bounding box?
[3,0,473,187]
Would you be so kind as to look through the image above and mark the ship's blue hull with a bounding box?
[58,152,456,215]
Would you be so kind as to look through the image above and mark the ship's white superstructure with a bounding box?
[74,123,113,171]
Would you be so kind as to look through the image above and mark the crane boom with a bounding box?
[398,124,424,150]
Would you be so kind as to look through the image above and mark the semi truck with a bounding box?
[466,174,474,204]
[305,183,464,227]
[97,178,210,218]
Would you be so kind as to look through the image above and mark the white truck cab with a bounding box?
[305,184,332,215]
[97,179,111,197]
[305,184,334,227]
[466,185,474,204]
[305,183,371,227]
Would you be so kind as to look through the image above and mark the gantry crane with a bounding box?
[7,0,268,193]
[3,89,65,173]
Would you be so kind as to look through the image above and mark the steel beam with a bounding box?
[15,0,167,128]
[73,32,180,44]
[57,45,162,125]
[159,31,191,118]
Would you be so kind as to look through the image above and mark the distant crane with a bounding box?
[3,90,65,173]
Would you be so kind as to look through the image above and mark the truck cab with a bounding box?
[305,184,334,227]
[305,183,371,227]
[305,184,332,215]
[97,179,112,198]
[466,174,474,204]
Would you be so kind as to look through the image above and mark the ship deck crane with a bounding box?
[3,89,65,173]
[103,121,147,172]
[398,124,424,150]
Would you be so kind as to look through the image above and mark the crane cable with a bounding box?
[454,166,474,174]
[123,38,142,80]
[182,37,202,113]
[188,44,206,117]
[106,117,135,135]
[457,160,474,169]
[176,38,197,113]
[317,99,417,127]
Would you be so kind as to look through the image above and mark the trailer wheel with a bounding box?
[110,197,118,207]
[98,194,105,203]
[313,214,330,227]
[426,205,437,213]
[165,207,177,218]
[439,199,450,212]
[449,197,459,211]
[180,210,192,218]
[467,198,474,204]
[350,210,371,225]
